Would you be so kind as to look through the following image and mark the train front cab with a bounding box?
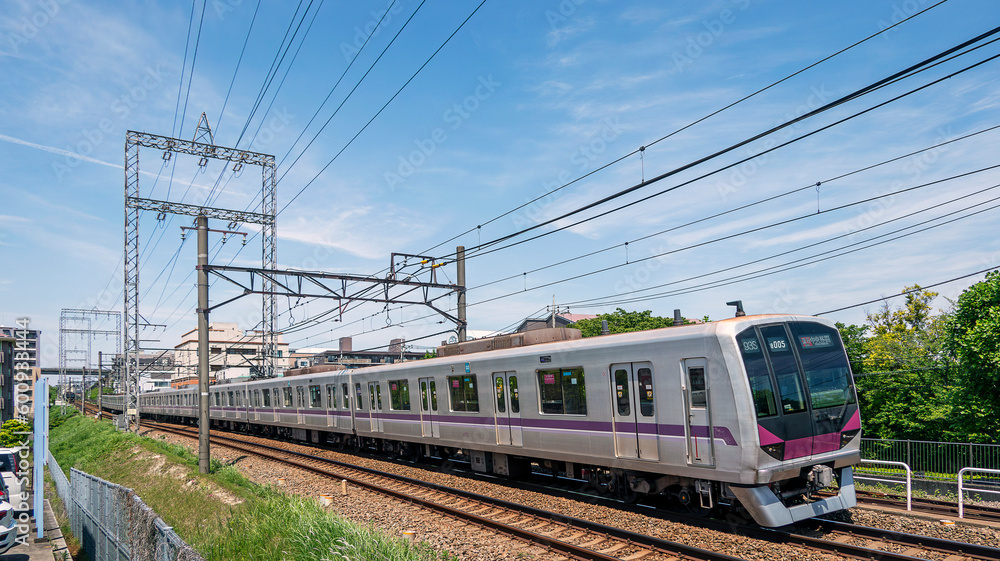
[730,319,860,527]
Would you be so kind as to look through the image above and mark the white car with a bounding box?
[0,500,16,555]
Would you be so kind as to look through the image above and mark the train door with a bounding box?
[367,382,382,432]
[325,384,336,427]
[342,382,353,431]
[296,386,306,424]
[418,377,439,437]
[252,389,260,421]
[610,362,658,460]
[682,358,715,466]
[493,372,522,446]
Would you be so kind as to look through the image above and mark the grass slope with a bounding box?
[49,411,453,561]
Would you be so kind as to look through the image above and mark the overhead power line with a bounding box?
[419,0,950,255]
[448,26,1000,262]
[816,266,1000,316]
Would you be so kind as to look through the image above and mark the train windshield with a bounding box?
[737,322,855,417]
[789,323,856,409]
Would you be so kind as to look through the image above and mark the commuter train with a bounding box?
[104,314,861,527]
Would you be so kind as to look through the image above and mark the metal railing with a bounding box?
[47,450,204,561]
[958,467,1000,518]
[860,438,1000,478]
[856,459,912,510]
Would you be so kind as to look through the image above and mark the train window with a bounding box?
[326,384,335,409]
[509,377,519,413]
[297,386,307,408]
[262,388,271,407]
[282,387,293,408]
[537,367,587,416]
[227,391,235,407]
[243,390,247,405]
[355,383,363,410]
[421,380,429,411]
[448,375,479,412]
[760,325,807,415]
[375,384,382,409]
[638,367,654,417]
[495,377,505,413]
[790,322,856,410]
[342,383,349,409]
[235,392,242,407]
[687,367,707,409]
[614,369,630,416]
[214,392,220,407]
[389,380,410,411]
[309,385,322,408]
[737,329,778,418]
[430,380,438,411]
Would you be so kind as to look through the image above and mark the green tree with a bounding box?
[945,271,1000,442]
[0,419,31,447]
[848,286,956,440]
[835,322,868,375]
[572,308,689,337]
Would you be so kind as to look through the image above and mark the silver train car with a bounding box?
[104,314,861,526]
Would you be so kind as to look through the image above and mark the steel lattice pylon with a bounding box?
[124,128,276,432]
[58,309,121,412]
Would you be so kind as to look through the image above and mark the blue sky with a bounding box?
[2,0,999,367]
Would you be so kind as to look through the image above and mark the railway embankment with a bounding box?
[46,410,454,561]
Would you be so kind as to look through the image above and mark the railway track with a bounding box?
[133,417,1000,561]
[855,490,1000,523]
[144,421,744,561]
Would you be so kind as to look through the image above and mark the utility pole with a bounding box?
[457,246,466,342]
[197,215,211,474]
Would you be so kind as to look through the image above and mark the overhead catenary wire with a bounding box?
[325,180,1000,337]
[467,124,1000,293]
[279,0,488,215]
[452,31,1000,262]
[418,0,951,255]
[277,0,415,173]
[564,192,1000,310]
[148,2,961,344]
[815,266,1000,316]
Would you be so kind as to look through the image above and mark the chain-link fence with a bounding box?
[47,451,204,561]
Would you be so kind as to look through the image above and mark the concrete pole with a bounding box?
[197,215,211,474]
[456,246,466,342]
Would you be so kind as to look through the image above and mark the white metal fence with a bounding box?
[47,451,204,561]
[860,438,1000,478]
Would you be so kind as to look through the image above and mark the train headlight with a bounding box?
[761,442,784,461]
[840,429,860,448]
